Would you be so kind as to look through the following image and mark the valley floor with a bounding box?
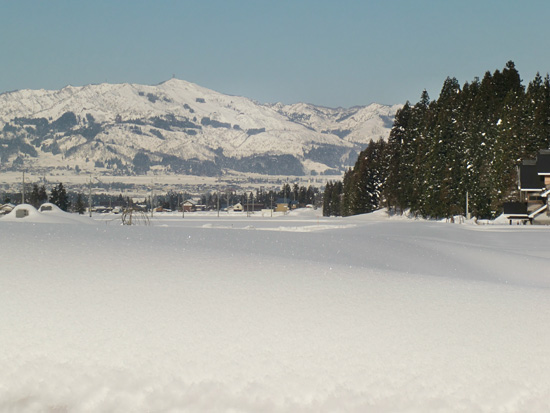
[1,209,549,412]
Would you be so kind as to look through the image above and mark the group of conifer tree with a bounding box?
[25,182,85,213]
[324,61,550,219]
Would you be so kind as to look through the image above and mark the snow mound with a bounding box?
[1,204,42,220]
[1,203,94,224]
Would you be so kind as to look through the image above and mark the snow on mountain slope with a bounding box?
[0,79,401,176]
[269,101,401,144]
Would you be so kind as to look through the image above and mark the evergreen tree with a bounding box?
[132,152,151,175]
[49,183,69,211]
[75,193,86,214]
[340,169,354,216]
[322,181,333,216]
[325,62,550,220]
[330,181,343,216]
[29,184,48,208]
[348,139,387,215]
[384,102,412,213]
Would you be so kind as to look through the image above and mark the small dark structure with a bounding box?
[508,150,550,224]
[502,202,530,224]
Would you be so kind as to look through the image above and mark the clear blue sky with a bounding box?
[1,0,550,108]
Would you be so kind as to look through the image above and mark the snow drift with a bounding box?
[1,210,549,412]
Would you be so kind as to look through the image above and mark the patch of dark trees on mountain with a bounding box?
[41,140,61,155]
[145,93,171,104]
[283,112,315,131]
[335,110,358,123]
[285,112,311,125]
[305,144,352,169]
[0,135,38,169]
[195,98,206,103]
[11,155,25,168]
[183,104,195,113]
[151,115,201,131]
[150,129,165,140]
[7,112,77,137]
[321,169,343,175]
[219,154,304,175]
[151,117,172,131]
[321,129,352,139]
[63,144,84,158]
[147,93,159,103]
[121,118,146,126]
[67,113,103,141]
[51,112,78,132]
[160,155,221,176]
[13,116,50,136]
[201,117,231,129]
[130,125,143,135]
[246,127,266,136]
[105,157,125,171]
[132,152,151,175]
[326,61,550,219]
[3,111,102,148]
[2,123,17,133]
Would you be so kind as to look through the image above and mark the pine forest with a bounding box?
[323,61,550,219]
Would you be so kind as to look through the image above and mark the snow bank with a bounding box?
[1,203,95,225]
[1,212,549,411]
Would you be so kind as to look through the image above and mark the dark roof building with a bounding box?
[536,149,550,175]
[519,160,544,191]
[511,149,550,224]
[502,202,528,216]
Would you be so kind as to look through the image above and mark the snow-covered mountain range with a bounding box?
[0,78,400,176]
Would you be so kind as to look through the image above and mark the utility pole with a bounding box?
[466,191,470,220]
[182,194,185,219]
[21,171,25,204]
[227,190,230,214]
[217,188,220,217]
[88,178,93,217]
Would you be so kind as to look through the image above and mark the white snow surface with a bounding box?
[1,208,550,412]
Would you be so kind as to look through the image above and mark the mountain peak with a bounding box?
[0,79,400,177]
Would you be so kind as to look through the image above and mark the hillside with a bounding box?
[0,79,400,177]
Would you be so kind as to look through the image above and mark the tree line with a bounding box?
[3,182,321,214]
[324,61,550,219]
[0,182,85,213]
[198,184,320,209]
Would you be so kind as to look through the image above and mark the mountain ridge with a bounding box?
[0,78,401,177]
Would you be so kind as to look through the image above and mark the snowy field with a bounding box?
[1,207,550,412]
